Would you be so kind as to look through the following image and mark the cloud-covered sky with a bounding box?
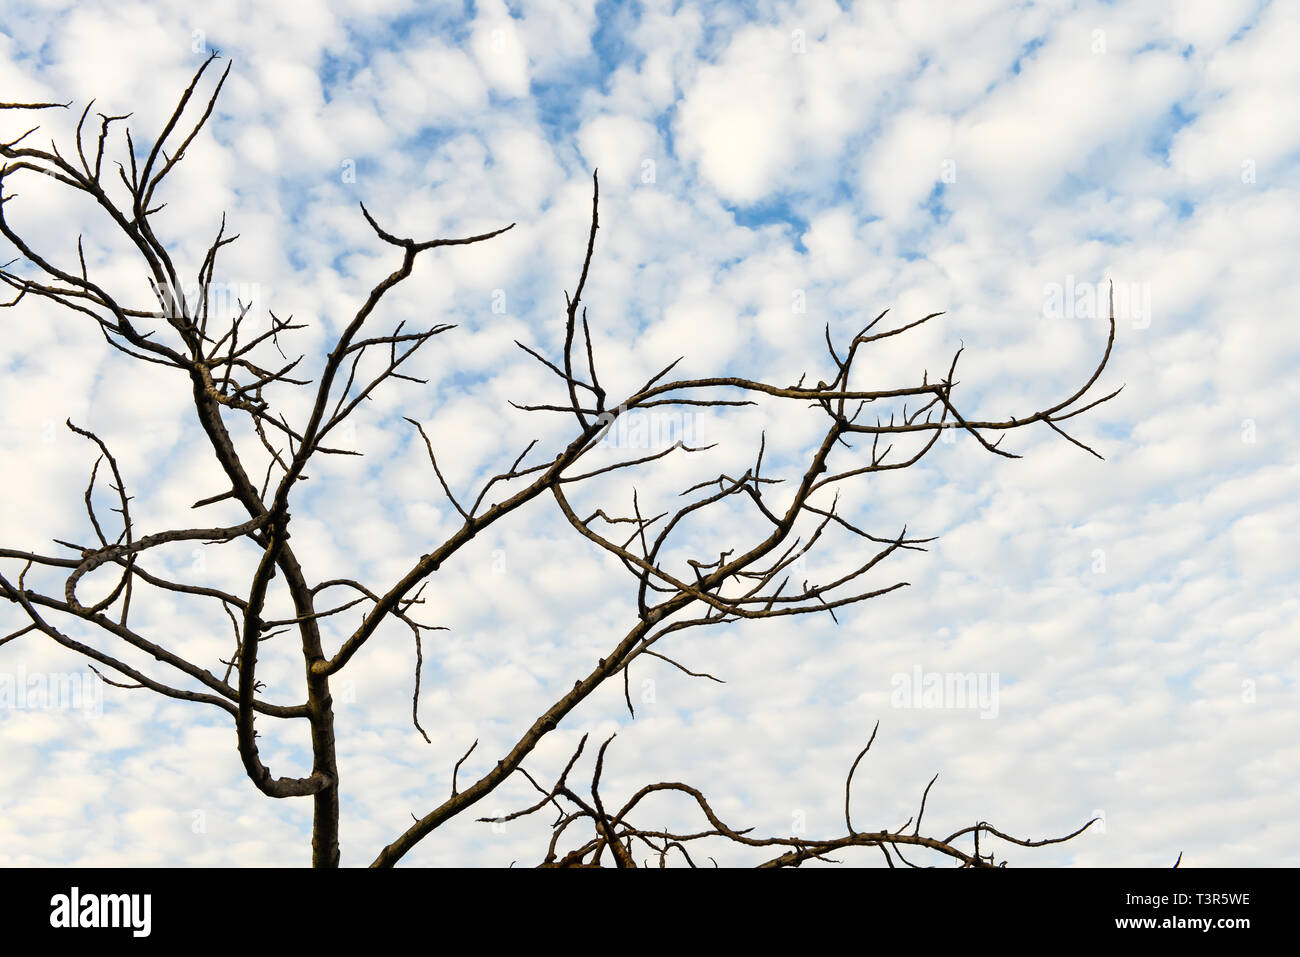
[1,0,1296,867]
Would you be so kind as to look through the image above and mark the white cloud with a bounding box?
[577,114,658,187]
[470,0,532,98]
[860,109,955,226]
[0,0,1295,872]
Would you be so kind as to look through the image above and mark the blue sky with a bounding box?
[0,0,1296,866]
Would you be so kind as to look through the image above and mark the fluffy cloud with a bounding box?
[0,0,1295,869]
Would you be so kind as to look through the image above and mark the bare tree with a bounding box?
[0,57,1121,867]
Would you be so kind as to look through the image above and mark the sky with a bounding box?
[0,0,1296,868]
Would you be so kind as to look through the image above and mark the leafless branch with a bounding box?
[1,61,1121,869]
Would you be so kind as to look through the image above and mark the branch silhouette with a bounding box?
[1,58,1122,867]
